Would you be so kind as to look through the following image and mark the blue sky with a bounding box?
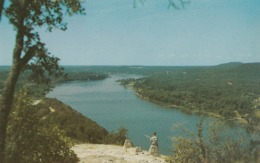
[0,0,259,66]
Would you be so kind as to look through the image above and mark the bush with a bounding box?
[6,89,79,163]
[103,127,128,145]
[168,119,255,163]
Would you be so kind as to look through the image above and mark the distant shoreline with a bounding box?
[122,81,250,128]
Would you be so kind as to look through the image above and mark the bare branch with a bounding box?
[168,0,190,9]
[133,0,190,9]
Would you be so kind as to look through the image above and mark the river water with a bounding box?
[47,74,248,155]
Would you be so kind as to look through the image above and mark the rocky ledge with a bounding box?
[72,144,166,163]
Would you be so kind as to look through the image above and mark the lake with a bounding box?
[47,74,248,155]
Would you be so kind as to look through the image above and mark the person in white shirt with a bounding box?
[149,132,159,156]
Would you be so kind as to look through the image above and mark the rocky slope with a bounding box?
[72,144,167,163]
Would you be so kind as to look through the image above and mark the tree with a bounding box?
[0,0,84,162]
[6,88,79,163]
[169,120,252,163]
[0,0,4,20]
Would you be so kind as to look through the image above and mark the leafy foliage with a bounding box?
[103,127,128,145]
[0,66,108,96]
[0,67,9,94]
[168,120,256,163]
[5,86,128,162]
[1,1,85,161]
[6,88,79,163]
[38,98,109,144]
[4,0,86,86]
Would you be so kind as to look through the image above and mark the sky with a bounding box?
[0,0,260,66]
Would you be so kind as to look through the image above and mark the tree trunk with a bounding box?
[0,64,21,162]
[0,24,24,162]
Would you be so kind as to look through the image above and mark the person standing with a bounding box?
[149,132,159,156]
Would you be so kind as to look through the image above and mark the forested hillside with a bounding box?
[120,63,260,127]
[5,91,127,162]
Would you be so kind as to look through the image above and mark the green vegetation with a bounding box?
[6,89,79,163]
[0,66,108,95]
[119,63,260,128]
[0,66,123,162]
[0,67,9,92]
[0,0,86,159]
[166,119,259,163]
[26,98,109,144]
[103,127,129,145]
[62,65,197,75]
[4,86,127,162]
[60,67,109,83]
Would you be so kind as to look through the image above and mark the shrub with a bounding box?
[103,127,128,145]
[6,89,79,163]
[168,119,255,163]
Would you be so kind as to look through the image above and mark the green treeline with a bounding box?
[60,67,109,82]
[0,66,109,94]
[120,63,260,126]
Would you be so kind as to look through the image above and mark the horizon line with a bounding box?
[0,62,259,67]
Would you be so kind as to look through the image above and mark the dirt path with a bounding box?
[72,144,166,163]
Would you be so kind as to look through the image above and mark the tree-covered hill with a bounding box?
[33,98,109,143]
[120,63,260,127]
[8,96,128,145]
[5,94,127,162]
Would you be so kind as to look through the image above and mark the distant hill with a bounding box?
[216,62,243,68]
[214,62,260,73]
[229,62,260,73]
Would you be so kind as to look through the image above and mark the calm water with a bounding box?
[48,74,248,155]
